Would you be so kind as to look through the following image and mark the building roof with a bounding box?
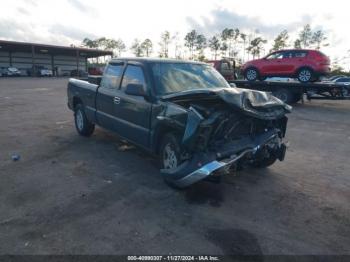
[0,39,113,58]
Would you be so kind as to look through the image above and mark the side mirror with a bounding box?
[88,76,102,85]
[125,83,147,97]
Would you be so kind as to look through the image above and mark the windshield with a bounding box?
[151,62,230,95]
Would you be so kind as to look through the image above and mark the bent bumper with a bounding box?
[161,130,287,188]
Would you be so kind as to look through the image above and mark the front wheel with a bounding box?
[245,68,259,81]
[74,104,95,137]
[159,133,182,170]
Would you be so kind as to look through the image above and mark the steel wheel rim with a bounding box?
[163,143,178,169]
[76,110,84,131]
[247,69,257,80]
[299,70,311,82]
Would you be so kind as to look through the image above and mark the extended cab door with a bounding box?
[112,63,152,149]
[95,62,125,131]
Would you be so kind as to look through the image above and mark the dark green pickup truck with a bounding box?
[67,58,290,188]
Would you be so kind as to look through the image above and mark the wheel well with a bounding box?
[154,125,182,155]
[73,97,83,109]
[295,66,314,76]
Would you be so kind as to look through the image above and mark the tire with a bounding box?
[245,68,259,81]
[291,93,303,104]
[159,133,182,170]
[273,88,293,104]
[297,68,313,83]
[159,133,185,188]
[74,104,95,137]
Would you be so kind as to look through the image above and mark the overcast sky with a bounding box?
[1,0,349,64]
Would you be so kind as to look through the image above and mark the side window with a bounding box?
[100,63,124,89]
[266,52,284,59]
[293,51,308,58]
[220,62,230,71]
[121,65,146,90]
[282,52,293,59]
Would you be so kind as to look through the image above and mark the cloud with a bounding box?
[67,0,88,12]
[0,18,97,46]
[17,7,30,16]
[49,24,98,42]
[186,8,312,38]
[67,0,97,16]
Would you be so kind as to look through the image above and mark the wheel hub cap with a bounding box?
[299,70,311,81]
[76,110,84,131]
[163,143,178,169]
[247,69,257,80]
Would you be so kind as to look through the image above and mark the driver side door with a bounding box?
[112,63,152,149]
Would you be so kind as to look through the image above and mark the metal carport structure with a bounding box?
[0,39,113,76]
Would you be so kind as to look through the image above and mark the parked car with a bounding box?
[67,58,290,188]
[326,75,346,82]
[333,77,350,86]
[242,49,330,83]
[28,66,53,77]
[1,67,21,76]
[70,69,88,77]
[88,67,104,76]
[207,58,237,81]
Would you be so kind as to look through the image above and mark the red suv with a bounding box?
[242,49,330,83]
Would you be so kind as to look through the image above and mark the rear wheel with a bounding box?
[245,68,259,81]
[297,68,313,83]
[273,88,293,104]
[74,104,95,137]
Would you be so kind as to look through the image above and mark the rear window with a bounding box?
[101,63,124,89]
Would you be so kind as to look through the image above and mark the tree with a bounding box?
[298,24,313,48]
[209,36,221,60]
[184,30,198,59]
[159,31,171,58]
[240,33,247,62]
[271,30,289,52]
[114,39,126,57]
[141,39,153,57]
[294,39,302,49]
[130,39,143,57]
[311,30,328,50]
[195,34,207,59]
[221,28,240,57]
[247,37,267,59]
[82,38,98,48]
[96,37,108,49]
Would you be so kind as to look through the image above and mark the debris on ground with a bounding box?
[11,154,21,162]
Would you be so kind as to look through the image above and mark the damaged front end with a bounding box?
[159,88,291,188]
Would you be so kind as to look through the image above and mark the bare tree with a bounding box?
[159,31,171,58]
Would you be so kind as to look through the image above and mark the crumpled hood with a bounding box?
[161,87,292,120]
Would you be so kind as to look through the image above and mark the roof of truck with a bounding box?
[110,57,206,64]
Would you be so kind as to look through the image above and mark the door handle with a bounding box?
[113,96,121,104]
